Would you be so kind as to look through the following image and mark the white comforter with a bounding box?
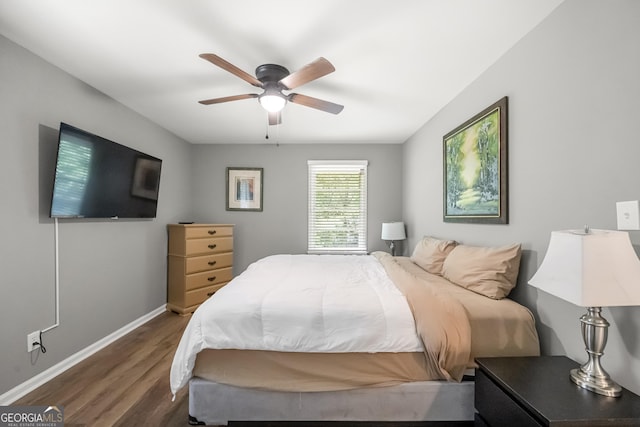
[170,254,424,396]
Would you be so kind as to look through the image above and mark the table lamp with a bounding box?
[381,222,406,256]
[529,227,640,397]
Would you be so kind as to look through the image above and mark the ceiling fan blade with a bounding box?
[288,93,344,114]
[198,93,259,105]
[268,111,282,126]
[199,53,263,88]
[279,57,335,90]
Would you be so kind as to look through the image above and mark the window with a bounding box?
[308,160,368,254]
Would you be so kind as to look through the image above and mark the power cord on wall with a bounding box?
[33,331,47,353]
[33,218,60,355]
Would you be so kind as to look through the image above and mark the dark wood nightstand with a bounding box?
[475,356,640,426]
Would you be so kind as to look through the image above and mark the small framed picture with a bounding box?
[226,167,263,211]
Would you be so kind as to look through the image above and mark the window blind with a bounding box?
[308,160,368,254]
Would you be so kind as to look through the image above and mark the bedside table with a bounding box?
[475,356,640,426]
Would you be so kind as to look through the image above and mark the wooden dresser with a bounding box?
[167,223,234,315]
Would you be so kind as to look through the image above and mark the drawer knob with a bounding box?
[207,276,217,282]
[208,244,217,249]
[208,230,217,235]
[208,261,217,266]
[207,292,214,297]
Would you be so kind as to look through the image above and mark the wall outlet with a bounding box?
[27,331,41,352]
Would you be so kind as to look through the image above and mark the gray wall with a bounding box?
[190,143,403,273]
[0,35,193,396]
[403,0,640,394]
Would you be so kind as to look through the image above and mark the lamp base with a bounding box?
[571,307,622,397]
[570,367,621,397]
[388,241,397,256]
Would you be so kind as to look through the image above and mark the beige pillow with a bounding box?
[410,237,458,275]
[441,243,522,299]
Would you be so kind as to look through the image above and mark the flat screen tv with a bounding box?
[50,122,162,219]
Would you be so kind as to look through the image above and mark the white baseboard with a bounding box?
[0,305,167,405]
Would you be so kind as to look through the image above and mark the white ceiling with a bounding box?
[0,0,563,144]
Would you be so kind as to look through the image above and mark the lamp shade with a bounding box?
[381,222,406,241]
[529,229,640,307]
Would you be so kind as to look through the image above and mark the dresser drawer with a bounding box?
[185,253,233,274]
[185,267,233,291]
[184,283,226,308]
[168,224,234,255]
[475,369,541,427]
[185,236,233,256]
[184,225,233,239]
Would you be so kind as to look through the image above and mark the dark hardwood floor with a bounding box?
[15,311,191,427]
[14,311,472,427]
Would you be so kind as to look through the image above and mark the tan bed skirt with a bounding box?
[194,349,436,392]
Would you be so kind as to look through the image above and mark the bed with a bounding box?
[170,237,540,425]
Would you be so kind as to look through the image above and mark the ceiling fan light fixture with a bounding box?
[259,90,287,113]
[199,55,343,122]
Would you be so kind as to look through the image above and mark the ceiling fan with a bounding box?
[198,54,344,125]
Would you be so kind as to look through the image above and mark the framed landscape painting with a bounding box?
[443,97,508,224]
